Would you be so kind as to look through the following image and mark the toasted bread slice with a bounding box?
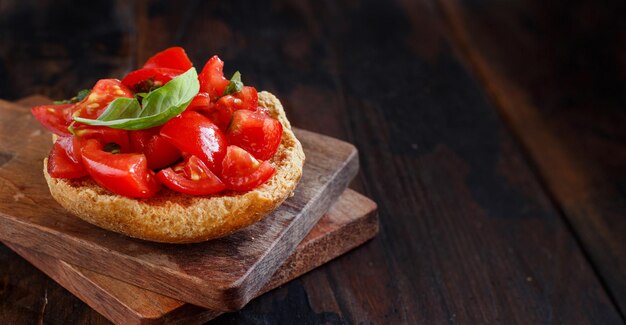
[43,91,305,243]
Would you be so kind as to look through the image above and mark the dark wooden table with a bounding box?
[1,0,625,323]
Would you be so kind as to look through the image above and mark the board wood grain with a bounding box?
[6,189,378,325]
[0,97,358,311]
[438,0,626,314]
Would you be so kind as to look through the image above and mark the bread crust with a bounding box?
[44,91,305,243]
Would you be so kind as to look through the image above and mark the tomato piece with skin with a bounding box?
[74,79,134,119]
[160,111,227,173]
[234,86,258,111]
[80,139,160,198]
[201,90,262,131]
[198,55,230,100]
[209,95,241,130]
[73,125,131,152]
[186,92,213,113]
[143,47,193,71]
[31,104,74,136]
[56,135,83,164]
[121,68,183,92]
[130,127,182,170]
[48,137,88,179]
[157,155,225,195]
[221,146,275,191]
[32,81,133,136]
[226,110,283,160]
[255,105,270,116]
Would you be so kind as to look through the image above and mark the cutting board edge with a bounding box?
[4,189,379,325]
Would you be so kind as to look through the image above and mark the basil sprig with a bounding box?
[223,71,243,96]
[73,68,199,130]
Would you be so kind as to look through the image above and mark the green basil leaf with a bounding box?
[223,71,243,96]
[141,68,199,117]
[76,89,91,102]
[74,68,199,130]
[97,97,142,120]
[53,89,91,104]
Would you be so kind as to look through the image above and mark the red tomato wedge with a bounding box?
[121,68,183,91]
[234,86,259,111]
[57,135,83,164]
[74,79,134,119]
[31,104,74,136]
[143,47,193,71]
[160,111,227,173]
[73,125,131,153]
[199,55,230,100]
[209,95,241,130]
[221,146,275,191]
[157,155,225,195]
[255,105,270,116]
[47,137,87,179]
[186,92,213,113]
[226,110,283,160]
[80,139,160,198]
[130,127,181,170]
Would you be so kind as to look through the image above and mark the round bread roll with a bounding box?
[44,91,305,243]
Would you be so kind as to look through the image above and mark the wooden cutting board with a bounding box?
[0,96,358,311]
[6,189,378,325]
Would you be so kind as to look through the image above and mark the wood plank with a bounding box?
[0,0,134,100]
[0,98,358,312]
[209,1,617,323]
[5,189,378,325]
[438,0,626,316]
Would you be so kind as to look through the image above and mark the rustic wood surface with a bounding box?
[0,0,624,323]
[438,0,626,315]
[0,97,358,311]
[7,189,378,325]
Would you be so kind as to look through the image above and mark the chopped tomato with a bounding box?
[221,146,275,191]
[121,68,183,92]
[80,139,160,198]
[157,155,225,195]
[74,79,134,119]
[48,137,88,179]
[73,125,131,152]
[142,47,193,71]
[31,104,74,136]
[234,86,258,111]
[130,127,181,170]
[186,92,213,113]
[222,146,260,176]
[255,105,270,116]
[226,110,282,160]
[198,55,230,100]
[32,80,133,135]
[32,48,281,196]
[208,95,241,130]
[56,135,83,164]
[160,111,227,173]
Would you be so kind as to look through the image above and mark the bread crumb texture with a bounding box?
[44,91,305,243]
